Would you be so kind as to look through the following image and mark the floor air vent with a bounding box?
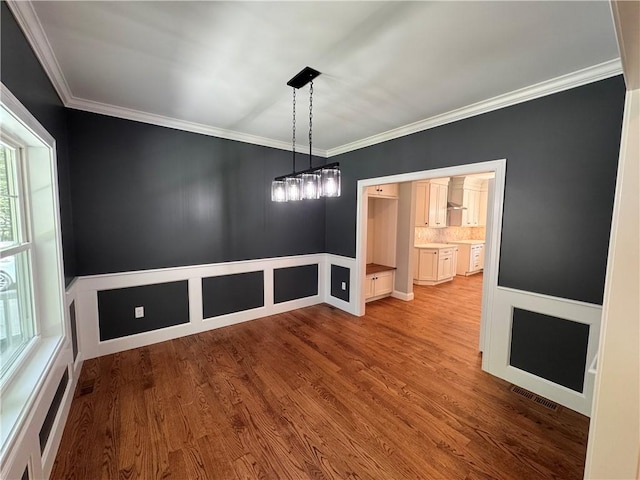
[510,385,559,412]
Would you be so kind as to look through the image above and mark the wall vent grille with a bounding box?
[510,385,559,412]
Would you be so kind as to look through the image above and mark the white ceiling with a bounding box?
[23,1,621,155]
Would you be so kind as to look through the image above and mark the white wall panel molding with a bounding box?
[488,286,602,416]
[0,340,77,480]
[64,281,83,378]
[324,254,358,316]
[74,254,340,360]
[326,59,622,157]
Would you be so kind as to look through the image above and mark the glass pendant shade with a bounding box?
[321,166,341,197]
[271,180,286,202]
[272,68,336,203]
[301,172,321,200]
[285,176,302,201]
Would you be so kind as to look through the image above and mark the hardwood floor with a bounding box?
[51,274,589,479]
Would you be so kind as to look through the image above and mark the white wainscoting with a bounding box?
[0,286,81,480]
[487,286,602,416]
[74,253,359,360]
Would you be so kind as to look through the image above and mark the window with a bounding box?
[0,140,35,378]
[1,84,67,476]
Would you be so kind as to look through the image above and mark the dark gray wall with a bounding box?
[326,77,625,305]
[2,0,625,306]
[1,2,76,283]
[67,110,326,275]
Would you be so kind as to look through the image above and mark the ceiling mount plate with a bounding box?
[287,66,321,89]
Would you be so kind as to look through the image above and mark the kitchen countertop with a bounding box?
[446,239,485,245]
[414,243,456,249]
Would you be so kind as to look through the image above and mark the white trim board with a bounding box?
[5,1,622,158]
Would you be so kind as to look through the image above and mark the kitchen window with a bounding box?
[0,140,35,380]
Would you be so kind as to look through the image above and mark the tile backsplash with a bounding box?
[415,226,486,244]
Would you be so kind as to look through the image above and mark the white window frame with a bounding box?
[0,134,39,382]
[0,82,68,478]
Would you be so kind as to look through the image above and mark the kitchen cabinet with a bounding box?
[478,188,489,227]
[448,177,487,227]
[367,183,398,198]
[448,241,484,276]
[414,178,449,228]
[365,268,395,302]
[413,244,457,286]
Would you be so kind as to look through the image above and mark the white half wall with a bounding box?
[487,287,602,416]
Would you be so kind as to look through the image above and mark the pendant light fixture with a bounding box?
[271,66,340,202]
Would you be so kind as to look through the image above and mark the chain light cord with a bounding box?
[309,80,313,168]
[292,87,296,173]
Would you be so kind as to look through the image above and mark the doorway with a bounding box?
[355,159,506,370]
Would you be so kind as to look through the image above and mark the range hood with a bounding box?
[447,201,467,210]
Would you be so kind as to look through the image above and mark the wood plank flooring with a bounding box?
[51,274,589,479]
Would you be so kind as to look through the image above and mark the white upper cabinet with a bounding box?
[448,177,488,227]
[367,183,398,198]
[414,178,449,228]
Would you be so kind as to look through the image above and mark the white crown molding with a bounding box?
[6,0,328,157]
[7,0,622,160]
[5,0,73,105]
[64,97,328,156]
[326,59,623,158]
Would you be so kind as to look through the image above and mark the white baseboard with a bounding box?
[392,290,414,301]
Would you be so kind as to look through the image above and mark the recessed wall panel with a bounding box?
[69,300,78,360]
[273,264,318,304]
[98,280,189,341]
[510,308,590,392]
[39,368,69,453]
[202,271,264,318]
[330,265,350,302]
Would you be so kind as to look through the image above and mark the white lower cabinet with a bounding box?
[365,270,395,302]
[451,242,485,276]
[413,246,457,285]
